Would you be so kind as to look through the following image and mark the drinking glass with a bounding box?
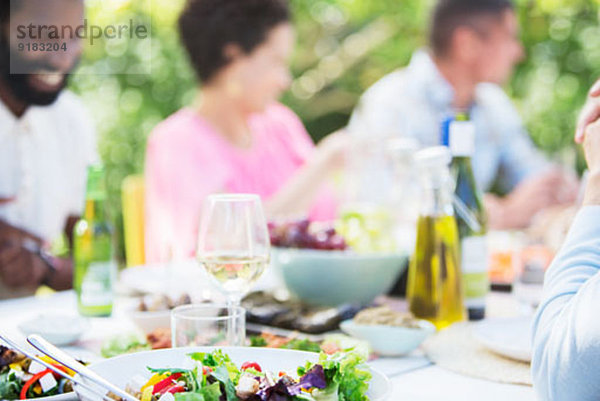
[197,194,270,307]
[171,304,246,347]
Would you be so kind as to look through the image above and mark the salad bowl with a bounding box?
[272,247,407,307]
[74,346,391,401]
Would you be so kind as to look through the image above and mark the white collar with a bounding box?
[407,49,456,110]
[0,92,66,131]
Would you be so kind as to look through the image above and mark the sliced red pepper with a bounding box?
[20,369,53,399]
[157,383,187,396]
[202,366,213,376]
[241,362,262,372]
[152,373,182,394]
[167,385,186,394]
[50,363,70,379]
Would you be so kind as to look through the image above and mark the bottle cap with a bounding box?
[449,120,475,157]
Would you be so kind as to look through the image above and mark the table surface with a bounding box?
[0,291,537,401]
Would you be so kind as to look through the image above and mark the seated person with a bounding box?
[0,0,97,299]
[349,0,577,229]
[145,0,347,263]
[532,81,600,400]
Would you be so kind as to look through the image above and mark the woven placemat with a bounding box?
[422,322,532,386]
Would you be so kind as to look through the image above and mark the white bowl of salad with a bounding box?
[74,347,391,401]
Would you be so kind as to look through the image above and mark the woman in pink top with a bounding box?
[145,0,346,263]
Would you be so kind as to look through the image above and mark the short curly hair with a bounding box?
[178,0,290,83]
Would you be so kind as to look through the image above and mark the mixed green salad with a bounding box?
[124,349,371,401]
[0,346,76,400]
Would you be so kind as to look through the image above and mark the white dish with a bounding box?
[18,314,89,346]
[125,308,171,334]
[74,346,391,401]
[118,261,209,297]
[473,316,532,362]
[341,319,436,356]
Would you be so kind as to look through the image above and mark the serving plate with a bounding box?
[74,346,391,400]
[473,316,532,362]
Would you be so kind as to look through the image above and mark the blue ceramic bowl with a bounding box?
[271,247,407,307]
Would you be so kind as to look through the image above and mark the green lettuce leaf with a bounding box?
[189,350,240,383]
[210,365,237,401]
[0,371,21,400]
[301,351,371,401]
[199,382,222,401]
[174,393,204,401]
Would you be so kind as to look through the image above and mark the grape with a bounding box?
[284,226,302,247]
[324,228,336,238]
[330,235,347,250]
[268,220,348,250]
[296,218,310,233]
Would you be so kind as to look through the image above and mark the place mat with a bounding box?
[422,322,532,386]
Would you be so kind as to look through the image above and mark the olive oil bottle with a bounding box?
[449,118,489,320]
[407,147,465,330]
[73,165,116,317]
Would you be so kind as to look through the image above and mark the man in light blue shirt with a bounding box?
[349,0,577,229]
[532,82,600,400]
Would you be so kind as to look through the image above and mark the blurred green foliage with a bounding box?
[69,0,600,260]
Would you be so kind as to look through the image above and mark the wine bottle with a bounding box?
[449,117,489,320]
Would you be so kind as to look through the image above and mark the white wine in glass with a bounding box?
[197,194,270,306]
[202,255,269,296]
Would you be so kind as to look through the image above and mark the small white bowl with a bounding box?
[18,314,89,346]
[340,319,436,356]
[126,308,171,334]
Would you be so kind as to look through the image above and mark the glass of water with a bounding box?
[171,304,246,347]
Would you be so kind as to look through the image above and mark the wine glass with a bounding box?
[197,194,270,307]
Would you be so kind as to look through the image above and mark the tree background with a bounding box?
[69,0,600,260]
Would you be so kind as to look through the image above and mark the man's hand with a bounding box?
[0,197,15,205]
[575,79,600,144]
[0,219,43,245]
[487,168,579,229]
[582,119,600,206]
[0,220,48,289]
[583,119,600,174]
[0,242,49,288]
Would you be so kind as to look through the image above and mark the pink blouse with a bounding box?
[144,103,338,263]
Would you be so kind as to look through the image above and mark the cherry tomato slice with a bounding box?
[241,362,262,372]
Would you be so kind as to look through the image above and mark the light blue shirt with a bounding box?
[532,206,600,400]
[349,49,547,193]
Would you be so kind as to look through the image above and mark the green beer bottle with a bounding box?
[73,165,116,317]
[449,116,489,320]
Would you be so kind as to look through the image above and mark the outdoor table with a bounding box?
[0,291,536,401]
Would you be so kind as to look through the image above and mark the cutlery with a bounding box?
[0,334,115,401]
[27,334,140,401]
